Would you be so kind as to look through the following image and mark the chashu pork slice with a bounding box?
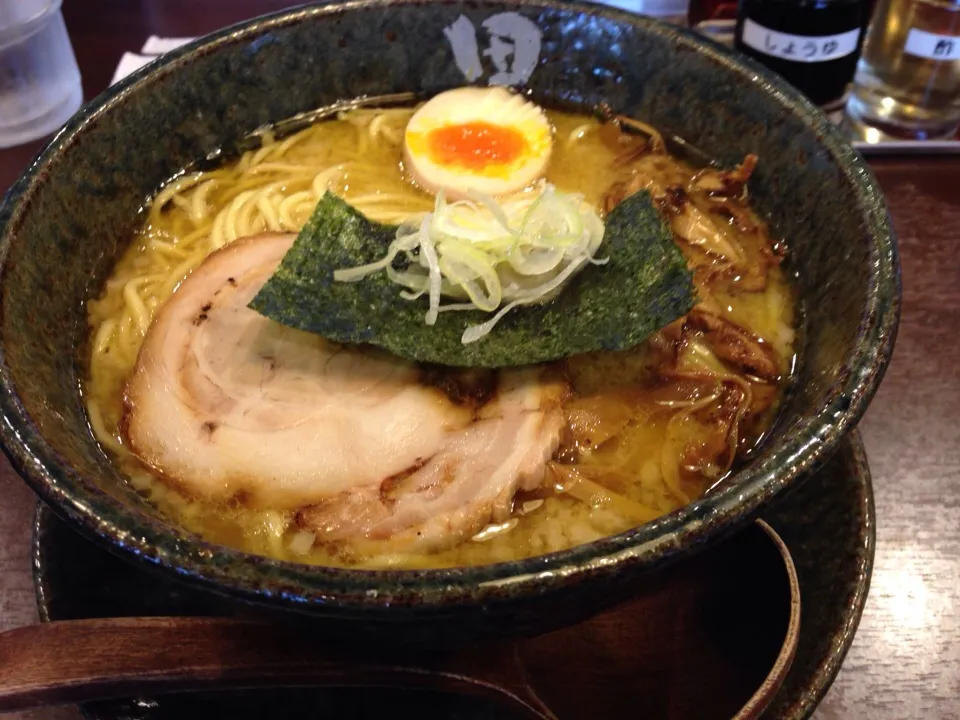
[123,232,567,550]
[296,369,567,550]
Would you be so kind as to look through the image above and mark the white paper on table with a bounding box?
[111,37,198,86]
[110,52,155,86]
[140,36,197,55]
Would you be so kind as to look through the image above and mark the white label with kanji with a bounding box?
[904,28,960,60]
[741,19,861,63]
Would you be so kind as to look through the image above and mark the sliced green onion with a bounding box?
[335,183,606,343]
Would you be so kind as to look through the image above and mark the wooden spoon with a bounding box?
[0,520,799,719]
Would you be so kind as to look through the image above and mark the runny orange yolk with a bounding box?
[425,122,527,170]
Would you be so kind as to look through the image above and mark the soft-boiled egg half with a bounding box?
[404,87,553,199]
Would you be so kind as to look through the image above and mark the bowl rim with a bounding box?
[0,0,900,612]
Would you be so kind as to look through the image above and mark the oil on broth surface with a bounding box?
[86,106,796,569]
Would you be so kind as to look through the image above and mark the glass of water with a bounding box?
[844,0,960,141]
[0,0,82,149]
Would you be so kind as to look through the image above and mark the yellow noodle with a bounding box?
[147,240,189,260]
[235,152,252,173]
[176,226,212,249]
[92,318,116,355]
[170,195,193,214]
[369,113,388,141]
[224,190,256,243]
[152,173,204,212]
[379,125,403,145]
[160,255,201,299]
[122,278,153,336]
[271,130,309,158]
[86,400,123,453]
[256,194,282,232]
[312,164,346,196]
[235,191,262,237]
[278,191,316,229]
[249,143,274,167]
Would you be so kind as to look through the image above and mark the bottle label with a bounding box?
[741,19,861,63]
[904,29,960,61]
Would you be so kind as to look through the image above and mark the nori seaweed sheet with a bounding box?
[249,192,695,367]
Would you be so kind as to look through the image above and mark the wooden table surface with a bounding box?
[0,1,957,718]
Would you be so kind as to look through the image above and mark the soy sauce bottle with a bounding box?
[734,0,872,107]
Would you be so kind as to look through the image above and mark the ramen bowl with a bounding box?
[0,0,898,638]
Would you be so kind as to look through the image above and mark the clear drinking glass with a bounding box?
[844,0,960,140]
[0,0,82,149]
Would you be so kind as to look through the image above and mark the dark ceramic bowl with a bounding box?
[0,0,899,637]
